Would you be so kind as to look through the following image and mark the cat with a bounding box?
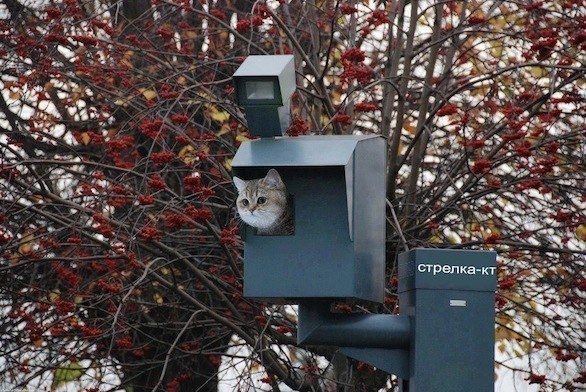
[233,169,294,235]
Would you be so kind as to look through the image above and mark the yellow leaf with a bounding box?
[529,66,547,78]
[208,105,230,123]
[53,362,83,384]
[490,41,503,58]
[48,289,61,302]
[140,88,157,100]
[236,134,251,143]
[178,145,199,165]
[489,16,507,30]
[487,220,501,236]
[429,235,443,244]
[114,98,128,107]
[153,293,164,304]
[496,313,514,327]
[224,158,232,171]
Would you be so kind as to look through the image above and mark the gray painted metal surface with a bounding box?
[298,301,411,348]
[233,55,296,137]
[340,347,410,379]
[232,55,295,106]
[398,249,497,392]
[240,105,291,138]
[293,250,496,391]
[232,118,496,390]
[233,135,386,303]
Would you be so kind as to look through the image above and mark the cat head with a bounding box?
[233,169,288,230]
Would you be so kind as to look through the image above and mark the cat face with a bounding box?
[233,169,288,230]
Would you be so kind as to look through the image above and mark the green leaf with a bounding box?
[53,362,84,384]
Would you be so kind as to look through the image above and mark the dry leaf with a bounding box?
[141,88,157,100]
[81,132,91,145]
[48,289,61,302]
[178,145,198,165]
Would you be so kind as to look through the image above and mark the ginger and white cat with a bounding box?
[233,169,294,235]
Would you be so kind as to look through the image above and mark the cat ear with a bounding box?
[233,176,247,192]
[263,169,284,189]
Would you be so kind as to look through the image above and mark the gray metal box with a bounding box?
[233,55,295,106]
[233,55,296,137]
[232,135,386,303]
[398,249,497,392]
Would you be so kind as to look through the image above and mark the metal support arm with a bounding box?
[298,301,411,348]
[297,301,411,378]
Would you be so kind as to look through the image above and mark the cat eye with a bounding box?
[241,199,249,206]
[257,197,267,204]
